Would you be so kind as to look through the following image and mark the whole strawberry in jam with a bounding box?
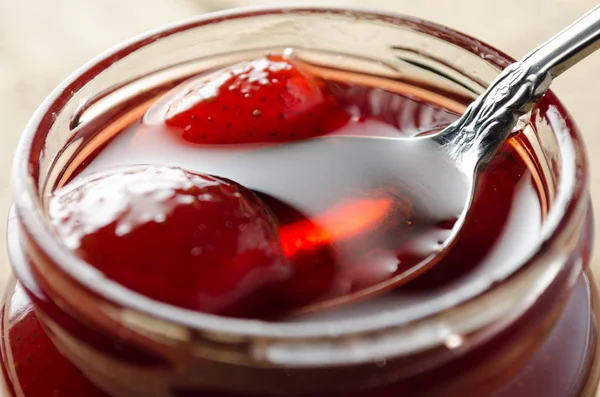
[145,54,350,144]
[48,165,293,318]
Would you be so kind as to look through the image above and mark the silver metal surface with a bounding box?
[435,3,600,173]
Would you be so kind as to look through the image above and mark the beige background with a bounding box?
[0,0,600,394]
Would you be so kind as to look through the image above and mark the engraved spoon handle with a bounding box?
[435,4,600,171]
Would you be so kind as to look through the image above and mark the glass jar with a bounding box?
[2,6,598,397]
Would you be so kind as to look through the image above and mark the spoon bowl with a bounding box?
[215,134,469,313]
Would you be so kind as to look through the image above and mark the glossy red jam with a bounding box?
[3,8,598,397]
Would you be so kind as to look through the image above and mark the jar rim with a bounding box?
[10,4,589,362]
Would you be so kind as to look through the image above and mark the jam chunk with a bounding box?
[145,55,350,144]
[49,165,294,318]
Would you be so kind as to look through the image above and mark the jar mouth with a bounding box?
[10,4,589,354]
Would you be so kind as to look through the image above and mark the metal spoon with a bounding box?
[283,4,600,315]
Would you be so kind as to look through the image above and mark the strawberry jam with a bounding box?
[3,8,599,397]
[152,55,351,144]
[42,54,473,319]
[48,166,295,318]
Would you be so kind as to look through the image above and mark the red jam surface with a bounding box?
[2,54,598,396]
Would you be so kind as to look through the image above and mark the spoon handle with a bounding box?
[436,4,600,170]
[523,4,600,79]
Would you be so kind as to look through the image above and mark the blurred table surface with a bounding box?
[1,0,600,394]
